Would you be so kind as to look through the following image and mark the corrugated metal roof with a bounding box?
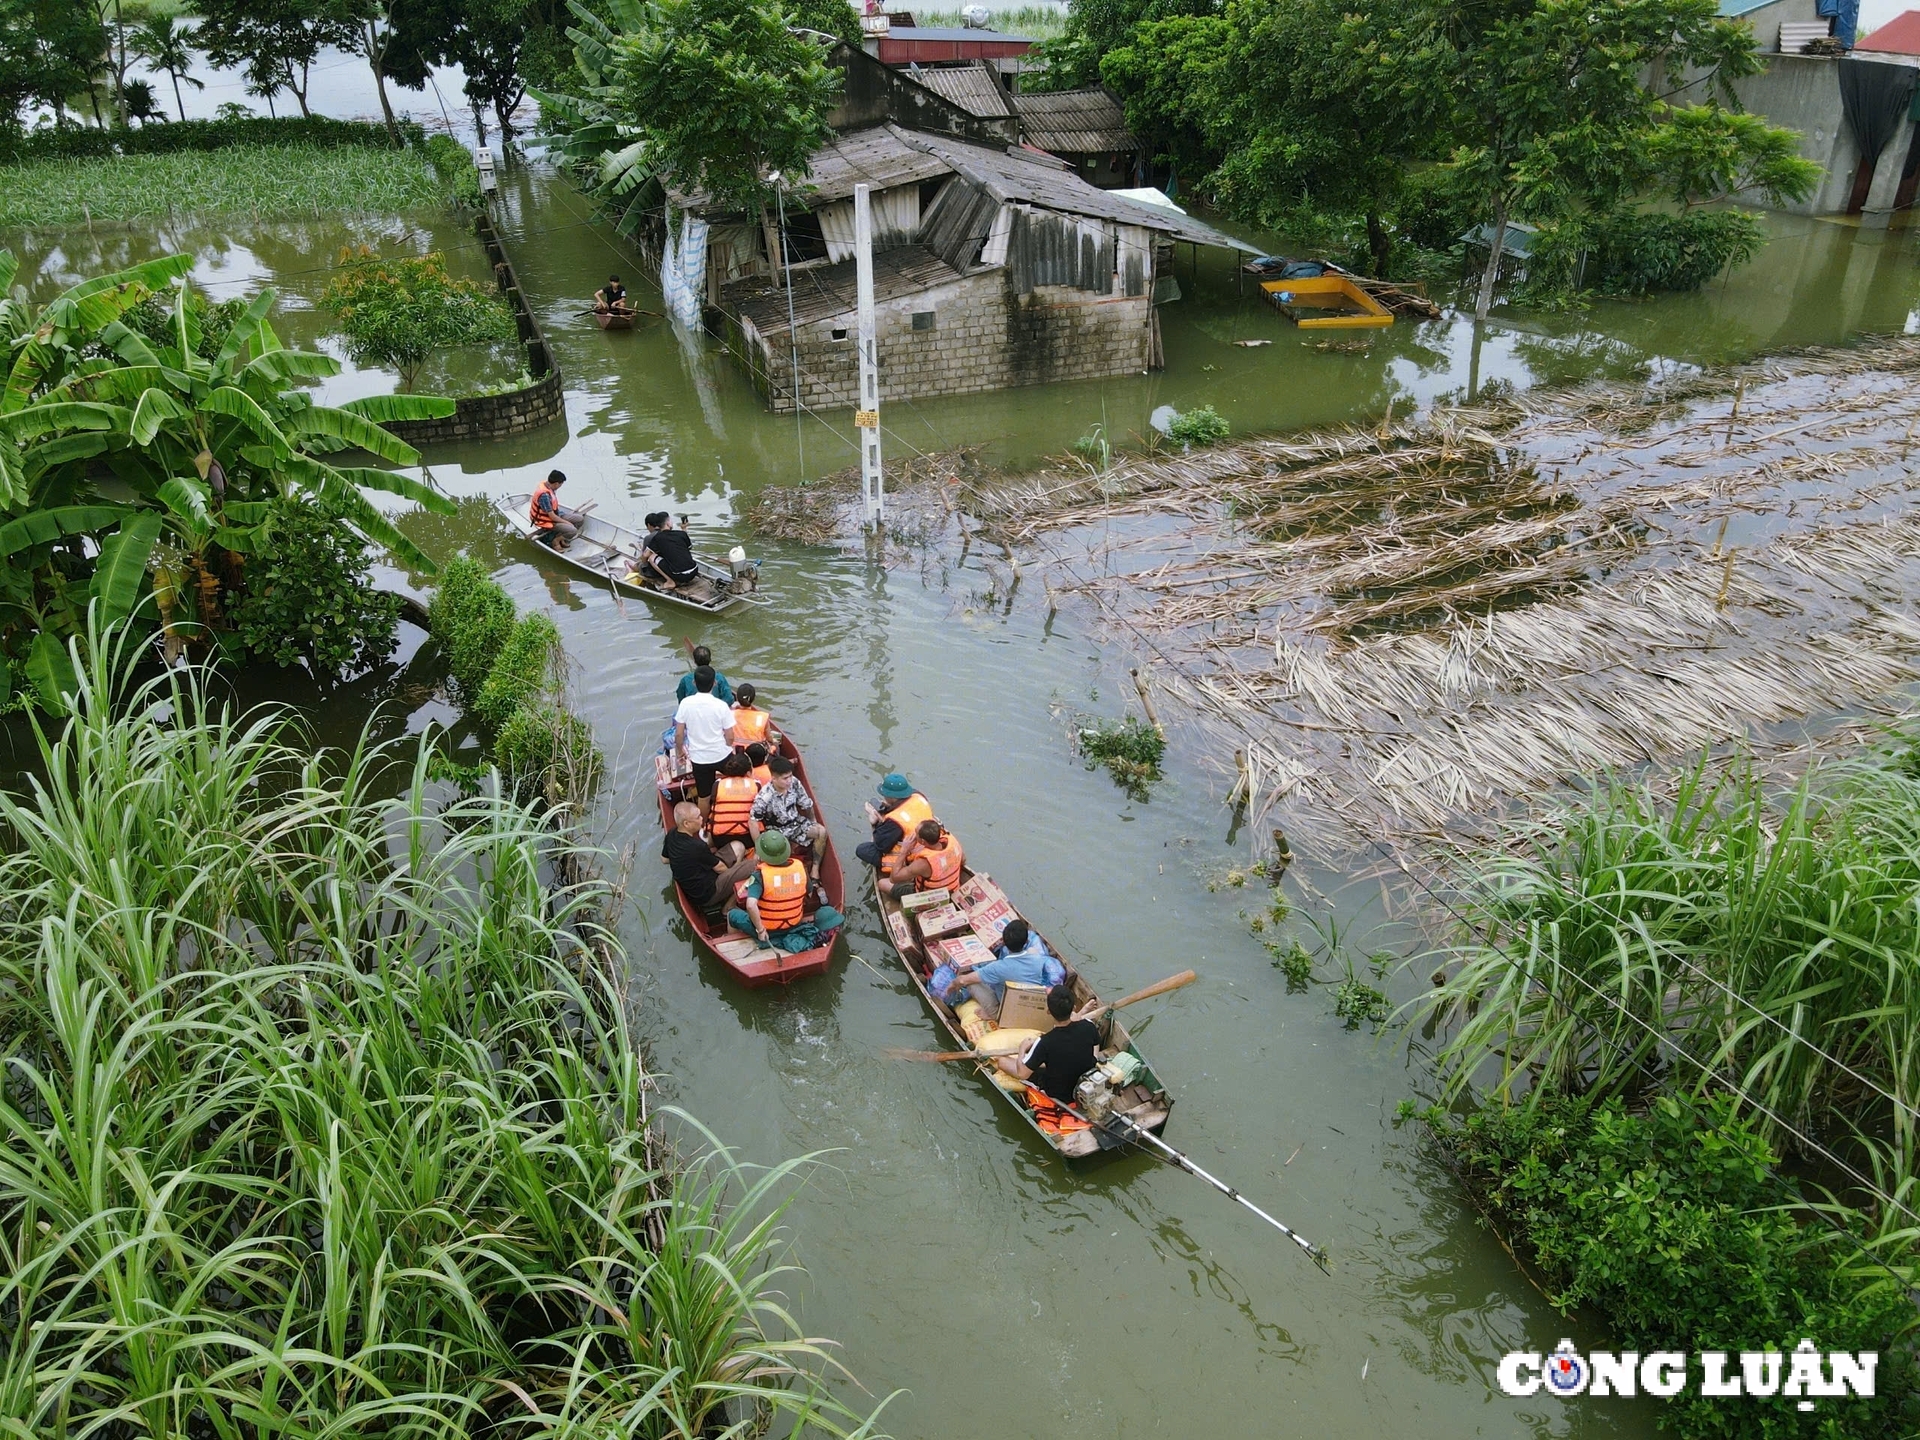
[794,127,951,206]
[731,245,965,332]
[882,26,1036,41]
[1012,88,1137,154]
[892,126,1260,252]
[909,62,1015,119]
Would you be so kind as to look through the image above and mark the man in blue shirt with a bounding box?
[941,919,1064,1020]
[673,645,734,704]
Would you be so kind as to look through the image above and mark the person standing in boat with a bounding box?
[594,274,633,316]
[855,772,932,875]
[673,644,734,703]
[638,512,702,591]
[673,665,738,818]
[528,470,583,551]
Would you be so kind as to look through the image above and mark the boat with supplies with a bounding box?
[876,868,1173,1159]
[654,734,845,986]
[499,495,764,614]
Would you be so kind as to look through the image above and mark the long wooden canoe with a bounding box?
[874,865,1173,1159]
[499,496,763,614]
[655,731,845,986]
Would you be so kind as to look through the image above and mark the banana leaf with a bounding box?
[0,505,135,557]
[90,512,162,623]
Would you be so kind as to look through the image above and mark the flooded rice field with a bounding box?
[10,137,1920,1437]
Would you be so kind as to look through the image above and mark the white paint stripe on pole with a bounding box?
[854,182,884,529]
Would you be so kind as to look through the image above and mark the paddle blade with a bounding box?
[881,1047,979,1063]
[1108,969,1198,1011]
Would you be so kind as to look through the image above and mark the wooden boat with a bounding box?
[654,732,845,986]
[499,496,763,614]
[1259,274,1394,329]
[875,866,1174,1159]
[594,310,636,330]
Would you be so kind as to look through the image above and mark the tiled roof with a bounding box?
[1858,9,1920,52]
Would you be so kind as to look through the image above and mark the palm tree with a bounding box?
[132,16,204,121]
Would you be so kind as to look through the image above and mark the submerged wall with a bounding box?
[384,211,568,446]
[730,268,1153,412]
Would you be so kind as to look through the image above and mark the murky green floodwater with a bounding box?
[12,155,1920,1439]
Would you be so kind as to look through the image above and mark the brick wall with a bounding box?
[734,268,1152,413]
[384,212,568,447]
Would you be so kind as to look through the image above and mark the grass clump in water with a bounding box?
[472,611,563,728]
[0,144,444,227]
[429,553,517,696]
[1077,713,1166,799]
[1166,404,1229,448]
[1269,936,1315,990]
[0,640,891,1440]
[1332,954,1390,1028]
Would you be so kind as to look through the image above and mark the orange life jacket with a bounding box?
[732,706,772,745]
[878,793,934,874]
[1025,1085,1091,1137]
[710,774,759,836]
[755,859,809,931]
[921,828,963,893]
[529,481,560,529]
[751,763,772,786]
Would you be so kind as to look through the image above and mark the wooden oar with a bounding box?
[884,969,1198,1061]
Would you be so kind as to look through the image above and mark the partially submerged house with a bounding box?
[694,124,1251,412]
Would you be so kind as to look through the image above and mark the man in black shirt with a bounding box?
[661,800,756,917]
[639,512,700,589]
[997,985,1102,1104]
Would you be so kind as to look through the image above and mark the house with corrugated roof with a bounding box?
[697,123,1251,412]
[1009,87,1143,190]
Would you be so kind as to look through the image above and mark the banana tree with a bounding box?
[0,251,458,703]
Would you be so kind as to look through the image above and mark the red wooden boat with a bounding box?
[655,730,844,986]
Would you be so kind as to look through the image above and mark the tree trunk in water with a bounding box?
[367,22,400,142]
[494,96,515,143]
[759,202,783,287]
[1365,210,1391,279]
[1473,200,1508,324]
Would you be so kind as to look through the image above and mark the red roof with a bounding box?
[1857,9,1920,53]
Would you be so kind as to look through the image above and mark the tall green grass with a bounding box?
[0,635,889,1439]
[1421,742,1920,1229]
[0,145,444,227]
[913,5,1069,38]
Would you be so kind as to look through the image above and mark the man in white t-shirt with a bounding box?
[673,664,738,817]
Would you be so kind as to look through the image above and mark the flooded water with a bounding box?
[12,119,1920,1438]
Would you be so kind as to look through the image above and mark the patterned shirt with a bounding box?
[751,779,816,843]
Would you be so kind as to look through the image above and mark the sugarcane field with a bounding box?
[6,0,1920,1436]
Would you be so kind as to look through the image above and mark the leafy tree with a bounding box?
[227,498,402,676]
[322,248,520,391]
[122,75,160,122]
[0,248,456,707]
[341,0,435,144]
[390,0,564,143]
[1646,103,1822,209]
[1345,0,1769,321]
[0,0,108,130]
[786,0,859,46]
[195,0,357,118]
[1032,0,1214,93]
[542,0,840,273]
[132,14,205,121]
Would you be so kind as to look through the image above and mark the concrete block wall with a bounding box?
[384,211,568,447]
[739,269,1152,413]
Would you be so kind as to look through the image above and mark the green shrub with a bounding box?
[1078,714,1167,800]
[1269,936,1314,989]
[424,133,483,207]
[122,289,250,361]
[1527,209,1765,298]
[429,554,516,697]
[1419,1093,1918,1439]
[496,701,602,798]
[473,611,562,729]
[1392,167,1479,255]
[0,116,418,164]
[323,248,518,390]
[1167,405,1229,448]
[227,501,401,678]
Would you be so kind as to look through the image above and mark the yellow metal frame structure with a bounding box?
[1259,275,1395,329]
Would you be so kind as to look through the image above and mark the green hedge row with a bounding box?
[0,116,425,164]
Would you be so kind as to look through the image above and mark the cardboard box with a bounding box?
[967,898,1018,945]
[998,980,1052,1032]
[884,909,918,955]
[932,935,994,970]
[654,753,692,793]
[956,873,1007,911]
[913,903,973,940]
[900,889,950,915]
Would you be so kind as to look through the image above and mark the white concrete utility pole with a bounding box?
[853,183,885,530]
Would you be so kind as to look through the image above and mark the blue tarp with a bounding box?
[1817,0,1862,47]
